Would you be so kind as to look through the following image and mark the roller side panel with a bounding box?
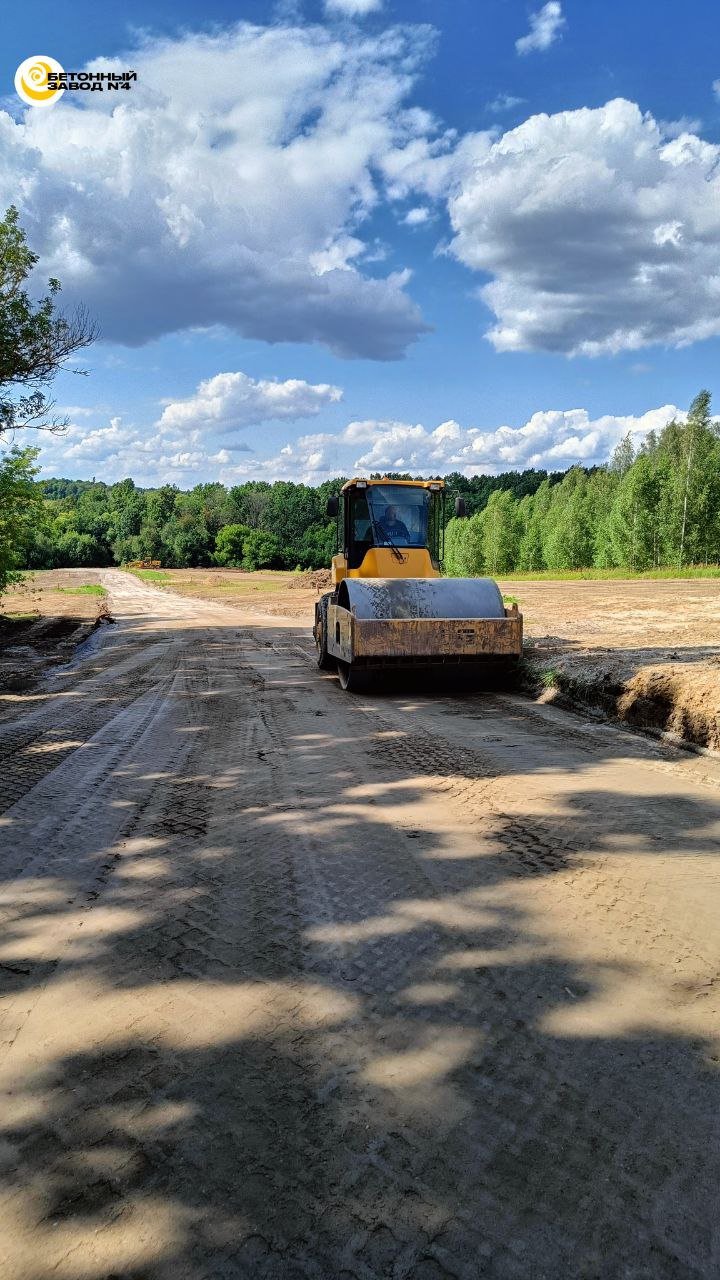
[326,603,522,663]
[352,615,522,659]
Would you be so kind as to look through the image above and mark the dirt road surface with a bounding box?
[119,568,720,749]
[1,569,719,1280]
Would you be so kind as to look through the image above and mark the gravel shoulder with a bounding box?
[0,569,719,1279]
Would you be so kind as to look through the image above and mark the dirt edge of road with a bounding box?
[0,606,113,692]
[522,655,720,754]
[0,571,114,692]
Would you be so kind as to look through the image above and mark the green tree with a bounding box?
[296,522,336,569]
[587,468,619,568]
[190,482,230,539]
[655,394,719,566]
[226,482,272,529]
[54,529,103,567]
[675,391,717,567]
[0,447,44,594]
[241,530,283,571]
[138,485,178,561]
[610,432,635,478]
[543,468,594,570]
[262,482,323,563]
[213,523,253,567]
[444,513,485,576]
[482,489,521,574]
[606,454,661,570]
[0,206,96,436]
[161,505,212,567]
[518,481,551,571]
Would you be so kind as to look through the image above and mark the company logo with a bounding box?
[14,56,137,105]
[15,55,64,107]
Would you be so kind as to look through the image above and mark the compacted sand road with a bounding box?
[1,569,719,1280]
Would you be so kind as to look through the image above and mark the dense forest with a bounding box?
[23,465,561,573]
[2,391,719,582]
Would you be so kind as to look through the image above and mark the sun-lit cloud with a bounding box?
[658,116,702,138]
[156,371,342,436]
[516,2,566,55]
[336,407,681,475]
[0,22,434,360]
[325,0,383,13]
[402,206,432,226]
[230,404,683,483]
[24,401,686,486]
[442,99,720,355]
[20,414,252,487]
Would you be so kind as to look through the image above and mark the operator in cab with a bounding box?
[378,504,410,543]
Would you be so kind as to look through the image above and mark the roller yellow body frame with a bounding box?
[314,477,522,691]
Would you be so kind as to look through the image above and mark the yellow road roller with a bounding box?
[313,478,522,691]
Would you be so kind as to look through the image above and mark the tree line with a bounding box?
[22,467,554,573]
[445,392,720,575]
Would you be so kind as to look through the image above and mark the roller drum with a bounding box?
[337,577,505,621]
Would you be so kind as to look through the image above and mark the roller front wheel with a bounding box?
[315,594,334,670]
[336,660,371,693]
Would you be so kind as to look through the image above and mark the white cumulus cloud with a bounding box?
[0,22,433,359]
[516,2,565,55]
[347,405,681,475]
[658,116,702,139]
[445,99,720,355]
[325,0,383,13]
[26,403,687,487]
[22,413,254,487]
[157,371,342,435]
[273,405,683,480]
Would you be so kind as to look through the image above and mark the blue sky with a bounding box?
[2,0,719,485]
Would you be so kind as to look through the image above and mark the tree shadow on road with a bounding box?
[1,618,719,1278]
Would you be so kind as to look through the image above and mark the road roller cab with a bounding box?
[315,477,522,691]
[329,478,445,584]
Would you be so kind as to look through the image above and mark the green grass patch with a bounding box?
[56,584,107,597]
[540,668,560,689]
[128,569,171,584]
[499,566,720,581]
[2,611,40,623]
[502,594,519,605]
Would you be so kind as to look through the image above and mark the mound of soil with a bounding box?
[289,569,332,591]
[524,650,720,753]
[618,663,720,750]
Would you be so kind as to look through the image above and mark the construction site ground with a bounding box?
[1,567,719,1279]
[130,568,720,750]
